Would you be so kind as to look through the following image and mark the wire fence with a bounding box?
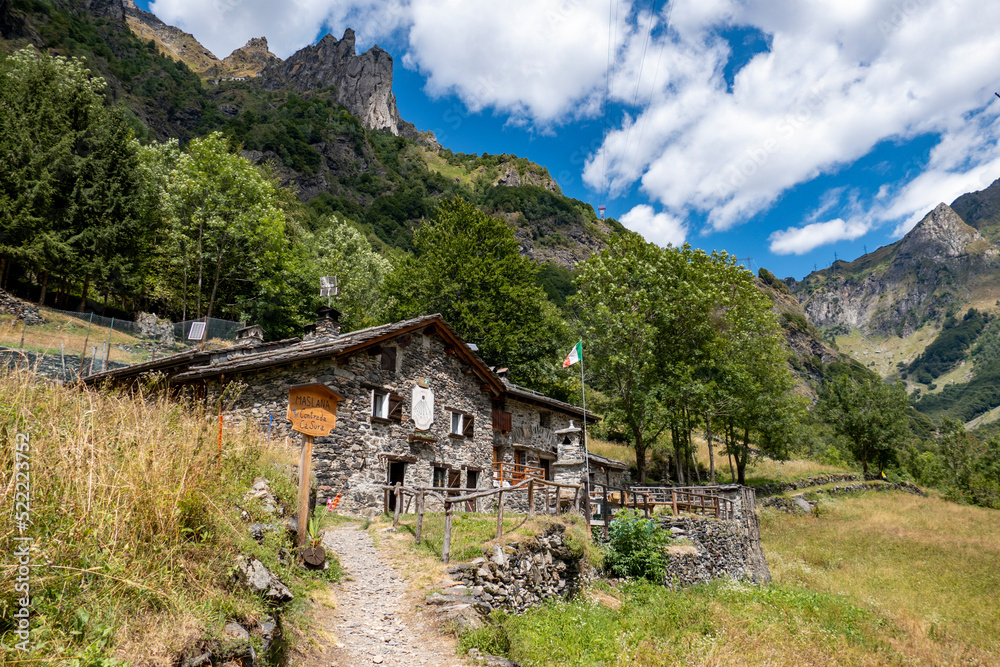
[0,306,243,381]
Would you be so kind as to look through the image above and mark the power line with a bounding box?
[611,0,657,211]
[625,1,672,193]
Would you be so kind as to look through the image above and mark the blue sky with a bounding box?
[137,0,1000,280]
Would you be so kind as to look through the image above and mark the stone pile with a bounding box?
[656,516,771,588]
[135,311,174,343]
[433,523,586,629]
[0,290,42,324]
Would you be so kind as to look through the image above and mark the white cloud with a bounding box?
[403,0,636,123]
[769,218,869,255]
[620,204,687,247]
[585,0,1000,238]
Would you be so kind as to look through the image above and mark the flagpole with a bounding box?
[579,341,591,509]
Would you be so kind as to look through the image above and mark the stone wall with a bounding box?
[759,481,925,513]
[657,486,770,588]
[442,523,586,615]
[754,473,862,497]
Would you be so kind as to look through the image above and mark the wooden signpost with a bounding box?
[286,383,342,550]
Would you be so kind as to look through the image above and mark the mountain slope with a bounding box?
[789,202,1000,337]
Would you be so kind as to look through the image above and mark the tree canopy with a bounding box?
[573,234,796,483]
[386,197,567,389]
[0,47,154,306]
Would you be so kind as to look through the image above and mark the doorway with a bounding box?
[387,462,405,512]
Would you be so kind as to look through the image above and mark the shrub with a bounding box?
[600,510,673,581]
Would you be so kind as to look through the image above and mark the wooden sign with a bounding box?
[286,383,343,437]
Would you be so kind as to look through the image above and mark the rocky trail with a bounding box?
[294,524,472,667]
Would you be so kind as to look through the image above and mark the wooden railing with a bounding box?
[630,486,735,520]
[493,461,545,483]
[382,476,583,563]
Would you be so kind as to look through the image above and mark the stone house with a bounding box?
[86,311,611,516]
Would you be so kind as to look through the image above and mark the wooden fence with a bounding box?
[492,461,546,483]
[630,486,736,520]
[381,476,583,563]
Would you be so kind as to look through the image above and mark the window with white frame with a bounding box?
[372,389,389,419]
[449,410,474,437]
[370,388,402,422]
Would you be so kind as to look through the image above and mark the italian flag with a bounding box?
[562,341,583,367]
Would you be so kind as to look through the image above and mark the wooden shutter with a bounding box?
[381,346,397,371]
[491,408,512,434]
[462,414,475,438]
[388,393,403,422]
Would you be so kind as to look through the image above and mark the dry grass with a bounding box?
[762,492,1000,663]
[0,369,304,665]
[589,436,849,486]
[0,310,156,366]
[587,438,635,467]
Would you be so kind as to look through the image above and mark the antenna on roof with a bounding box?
[320,276,338,308]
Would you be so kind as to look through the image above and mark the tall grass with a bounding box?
[762,492,1000,663]
[0,369,301,664]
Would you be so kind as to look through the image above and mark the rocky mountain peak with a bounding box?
[222,36,279,78]
[259,29,404,135]
[896,202,987,262]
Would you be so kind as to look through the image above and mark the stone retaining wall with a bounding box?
[656,486,771,588]
[441,523,585,615]
[755,473,862,496]
[759,481,926,513]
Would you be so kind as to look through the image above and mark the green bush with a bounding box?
[601,510,673,581]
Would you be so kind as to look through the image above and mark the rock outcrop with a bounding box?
[221,36,279,78]
[259,29,404,135]
[792,203,1000,336]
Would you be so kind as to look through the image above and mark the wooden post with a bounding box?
[442,501,453,564]
[573,486,580,512]
[527,479,535,519]
[583,480,592,525]
[643,493,650,519]
[714,495,719,518]
[415,488,424,543]
[393,482,402,527]
[544,483,550,515]
[602,482,610,539]
[384,487,390,514]
[672,489,678,517]
[297,434,313,548]
[496,490,505,539]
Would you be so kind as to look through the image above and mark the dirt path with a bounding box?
[294,525,471,667]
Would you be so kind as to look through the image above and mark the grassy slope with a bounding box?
[0,371,334,664]
[763,493,1000,664]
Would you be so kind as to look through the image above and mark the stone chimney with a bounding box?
[304,306,342,340]
[235,324,265,347]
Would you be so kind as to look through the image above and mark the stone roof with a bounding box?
[83,315,599,423]
[502,381,601,423]
[587,452,629,470]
